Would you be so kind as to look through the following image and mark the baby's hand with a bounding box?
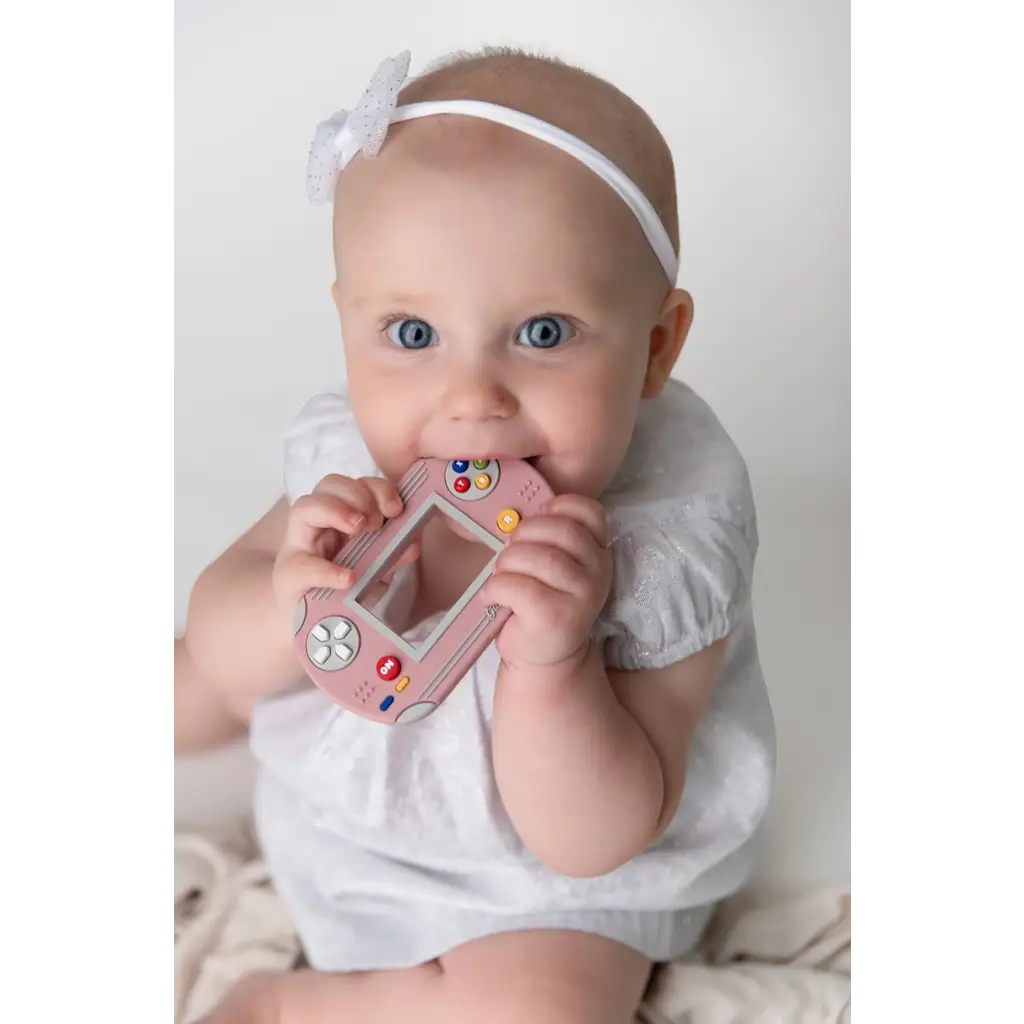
[482,494,612,670]
[273,474,416,618]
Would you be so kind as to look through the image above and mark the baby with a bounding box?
[176,47,775,1024]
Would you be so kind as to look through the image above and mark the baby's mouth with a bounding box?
[426,453,546,476]
[437,454,543,467]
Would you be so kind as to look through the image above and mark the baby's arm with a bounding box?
[483,492,724,877]
[175,499,300,754]
[492,641,723,878]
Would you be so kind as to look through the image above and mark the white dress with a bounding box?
[249,379,776,971]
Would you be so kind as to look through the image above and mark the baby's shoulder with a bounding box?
[282,389,378,502]
[596,381,759,671]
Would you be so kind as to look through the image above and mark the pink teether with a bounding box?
[292,457,555,725]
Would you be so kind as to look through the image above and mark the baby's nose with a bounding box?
[439,364,518,422]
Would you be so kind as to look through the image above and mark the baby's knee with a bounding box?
[456,994,609,1024]
[439,930,646,1024]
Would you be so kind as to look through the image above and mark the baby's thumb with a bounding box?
[361,539,421,607]
[388,538,421,575]
[377,538,421,586]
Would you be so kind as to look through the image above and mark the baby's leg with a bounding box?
[203,928,651,1024]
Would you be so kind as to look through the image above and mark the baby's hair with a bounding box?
[398,47,680,255]
[419,44,570,74]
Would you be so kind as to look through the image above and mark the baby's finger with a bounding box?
[506,514,602,569]
[369,537,422,588]
[388,537,421,574]
[286,492,368,551]
[312,476,383,526]
[537,494,609,548]
[277,549,355,599]
[481,570,551,619]
[359,539,421,606]
[362,476,405,521]
[494,542,592,598]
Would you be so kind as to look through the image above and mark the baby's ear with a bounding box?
[642,289,694,398]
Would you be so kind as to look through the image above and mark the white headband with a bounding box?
[306,51,679,282]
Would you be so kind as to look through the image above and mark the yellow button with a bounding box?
[475,473,491,489]
[497,508,521,533]
[395,676,409,693]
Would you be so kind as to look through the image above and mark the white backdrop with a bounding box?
[175,0,849,887]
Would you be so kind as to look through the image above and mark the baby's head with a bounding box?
[324,49,692,498]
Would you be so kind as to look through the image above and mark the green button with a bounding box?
[472,459,490,470]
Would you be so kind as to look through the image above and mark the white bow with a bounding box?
[306,51,412,203]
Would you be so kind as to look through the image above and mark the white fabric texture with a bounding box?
[305,50,679,281]
[249,379,775,971]
[174,829,849,1024]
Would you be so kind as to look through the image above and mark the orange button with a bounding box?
[497,508,521,533]
[475,473,492,489]
[395,676,410,693]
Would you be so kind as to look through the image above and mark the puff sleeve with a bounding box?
[282,392,379,503]
[595,496,758,672]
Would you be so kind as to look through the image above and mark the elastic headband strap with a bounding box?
[390,101,677,281]
[305,51,678,282]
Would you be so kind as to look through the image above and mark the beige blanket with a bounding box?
[175,830,850,1023]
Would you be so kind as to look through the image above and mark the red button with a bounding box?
[376,655,401,681]
[454,476,470,493]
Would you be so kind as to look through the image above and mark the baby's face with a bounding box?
[332,126,673,498]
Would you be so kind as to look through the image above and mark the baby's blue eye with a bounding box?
[515,315,574,349]
[386,318,436,349]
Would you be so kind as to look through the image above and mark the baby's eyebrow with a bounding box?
[513,293,613,326]
[348,286,610,325]
[351,290,608,320]
[349,292,435,310]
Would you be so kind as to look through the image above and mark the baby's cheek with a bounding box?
[552,363,639,454]
[348,386,418,477]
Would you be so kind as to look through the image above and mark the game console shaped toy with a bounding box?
[292,457,555,725]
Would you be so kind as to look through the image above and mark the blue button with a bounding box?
[379,695,394,711]
[451,460,469,473]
